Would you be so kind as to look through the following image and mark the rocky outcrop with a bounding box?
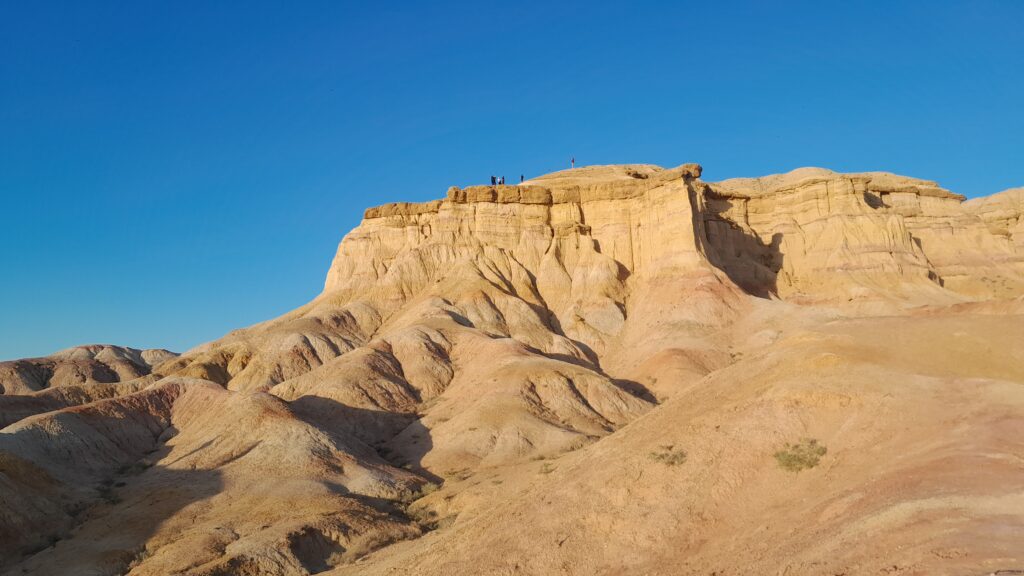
[324,163,711,356]
[704,168,1024,302]
[144,163,1024,405]
[960,187,1024,295]
[4,161,1024,575]
[964,187,1024,246]
[0,345,177,396]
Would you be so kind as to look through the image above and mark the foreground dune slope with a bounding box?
[2,163,1023,575]
[333,303,1024,575]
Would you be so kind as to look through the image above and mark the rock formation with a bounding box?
[1,162,1023,575]
[704,168,1024,301]
[0,345,176,395]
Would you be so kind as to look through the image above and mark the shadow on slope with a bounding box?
[3,390,427,575]
[1,419,225,576]
[378,419,440,484]
[288,395,419,450]
[705,222,783,298]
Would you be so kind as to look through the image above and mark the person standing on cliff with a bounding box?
[520,174,524,184]
[571,156,575,169]
[491,175,496,186]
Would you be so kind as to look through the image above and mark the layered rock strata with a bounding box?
[2,162,1023,575]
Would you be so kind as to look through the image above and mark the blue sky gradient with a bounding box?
[2,1,1023,359]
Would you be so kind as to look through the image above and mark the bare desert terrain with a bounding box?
[2,163,1023,575]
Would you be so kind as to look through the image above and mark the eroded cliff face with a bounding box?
[146,162,1024,401]
[962,187,1024,292]
[965,187,1024,247]
[323,163,713,357]
[3,162,1024,576]
[704,168,1024,301]
[150,164,725,398]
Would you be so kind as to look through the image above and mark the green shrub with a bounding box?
[774,438,827,472]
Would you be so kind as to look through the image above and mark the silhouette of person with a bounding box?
[491,175,496,186]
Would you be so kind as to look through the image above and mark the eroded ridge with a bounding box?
[2,162,1023,576]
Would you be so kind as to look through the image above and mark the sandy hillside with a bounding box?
[2,163,1023,575]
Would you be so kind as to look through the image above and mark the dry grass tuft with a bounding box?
[648,445,687,466]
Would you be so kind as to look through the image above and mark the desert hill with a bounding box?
[0,345,177,395]
[1,163,1023,575]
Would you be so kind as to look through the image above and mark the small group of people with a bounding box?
[489,157,574,186]
[490,175,526,186]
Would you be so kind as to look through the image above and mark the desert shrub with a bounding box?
[99,489,120,505]
[774,438,827,472]
[64,501,87,518]
[21,534,61,557]
[648,445,687,466]
[116,461,152,476]
[406,506,437,525]
[97,478,121,504]
[407,506,455,532]
[445,468,472,481]
[397,482,440,505]
[433,514,457,529]
[126,546,152,571]
[566,436,594,452]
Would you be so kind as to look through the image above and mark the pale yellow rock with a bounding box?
[705,167,1024,302]
[964,187,1024,247]
[2,162,1023,576]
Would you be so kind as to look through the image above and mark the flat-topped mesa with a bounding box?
[361,163,704,219]
[142,163,1024,404]
[340,163,1024,311]
[323,162,716,357]
[144,162,717,395]
[335,163,710,282]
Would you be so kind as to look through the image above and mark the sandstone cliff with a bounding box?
[2,162,1023,576]
[705,168,1024,301]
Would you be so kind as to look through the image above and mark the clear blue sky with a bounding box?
[2,1,1023,360]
